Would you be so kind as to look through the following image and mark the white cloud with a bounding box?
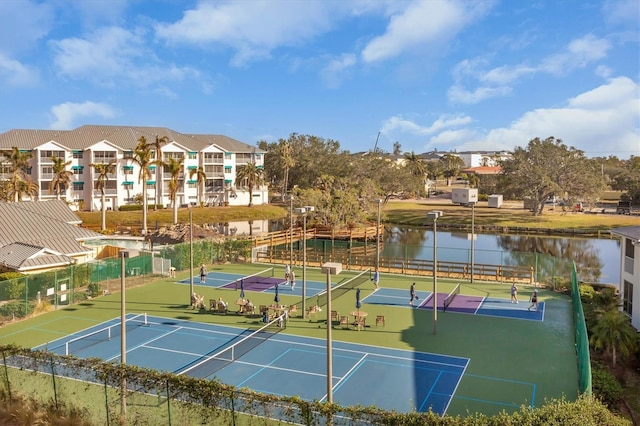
[320,53,356,89]
[0,53,39,88]
[480,77,640,157]
[540,34,611,75]
[450,34,612,104]
[603,0,640,25]
[447,84,512,104]
[50,26,201,90]
[0,0,54,55]
[155,1,336,67]
[361,0,491,63]
[49,101,117,129]
[381,113,473,137]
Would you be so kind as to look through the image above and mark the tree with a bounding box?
[151,135,169,211]
[611,156,640,203]
[404,151,427,196]
[4,147,33,202]
[279,140,295,201]
[91,161,116,231]
[425,160,444,194]
[189,166,207,207]
[439,154,465,185]
[235,162,265,207]
[590,309,638,368]
[132,136,154,234]
[499,137,605,216]
[49,156,73,200]
[165,156,185,224]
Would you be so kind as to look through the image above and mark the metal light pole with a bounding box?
[295,206,314,318]
[189,206,194,302]
[321,262,342,404]
[288,194,294,273]
[375,199,382,276]
[120,250,127,421]
[427,211,442,335]
[471,202,475,284]
[118,248,138,422]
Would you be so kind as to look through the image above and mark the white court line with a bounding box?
[105,327,182,362]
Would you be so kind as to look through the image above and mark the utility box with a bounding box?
[488,194,503,208]
[451,188,478,205]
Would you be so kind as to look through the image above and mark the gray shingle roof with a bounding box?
[611,226,640,242]
[0,242,75,271]
[9,199,82,225]
[0,125,264,153]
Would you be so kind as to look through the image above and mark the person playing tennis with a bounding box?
[409,282,417,306]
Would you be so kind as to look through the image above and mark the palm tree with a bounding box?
[49,156,73,200]
[235,162,265,207]
[189,166,207,207]
[440,153,466,185]
[165,156,185,224]
[279,140,295,201]
[132,136,154,234]
[589,310,639,368]
[151,135,169,210]
[91,161,116,231]
[404,151,427,195]
[5,147,33,202]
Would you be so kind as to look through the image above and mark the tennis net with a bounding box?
[64,313,148,355]
[443,284,461,312]
[233,267,275,290]
[312,269,370,308]
[177,314,286,379]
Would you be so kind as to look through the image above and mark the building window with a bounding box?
[73,183,84,191]
[224,166,232,174]
[623,280,633,316]
[188,152,197,160]
[40,150,65,160]
[224,152,232,160]
[73,168,83,175]
[93,151,116,163]
[123,151,133,159]
[72,151,83,159]
[188,182,197,189]
[123,183,133,190]
[624,238,635,274]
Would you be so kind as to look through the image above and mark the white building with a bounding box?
[611,226,640,331]
[0,125,268,210]
[455,151,511,168]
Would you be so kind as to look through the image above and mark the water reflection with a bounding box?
[383,227,620,284]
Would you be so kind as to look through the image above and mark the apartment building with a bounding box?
[0,125,268,210]
[611,226,640,331]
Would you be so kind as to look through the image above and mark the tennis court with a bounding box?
[36,313,468,415]
[2,264,578,419]
[178,267,328,297]
[363,286,545,321]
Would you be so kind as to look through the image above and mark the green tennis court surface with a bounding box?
[0,264,578,418]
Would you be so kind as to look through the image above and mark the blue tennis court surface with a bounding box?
[364,288,545,321]
[36,314,468,415]
[178,271,327,298]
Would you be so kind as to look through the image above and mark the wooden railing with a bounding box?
[255,250,534,284]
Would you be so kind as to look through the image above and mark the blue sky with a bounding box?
[0,0,638,158]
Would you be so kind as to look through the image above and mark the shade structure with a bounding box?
[274,282,279,303]
[239,279,245,299]
[356,288,361,310]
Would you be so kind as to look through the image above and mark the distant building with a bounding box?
[610,226,640,331]
[0,125,268,211]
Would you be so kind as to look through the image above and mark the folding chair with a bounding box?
[340,316,349,329]
[288,304,298,317]
[375,315,385,327]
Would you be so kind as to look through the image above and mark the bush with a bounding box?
[0,271,24,282]
[118,204,163,211]
[0,301,34,319]
[592,365,623,408]
[87,282,102,297]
